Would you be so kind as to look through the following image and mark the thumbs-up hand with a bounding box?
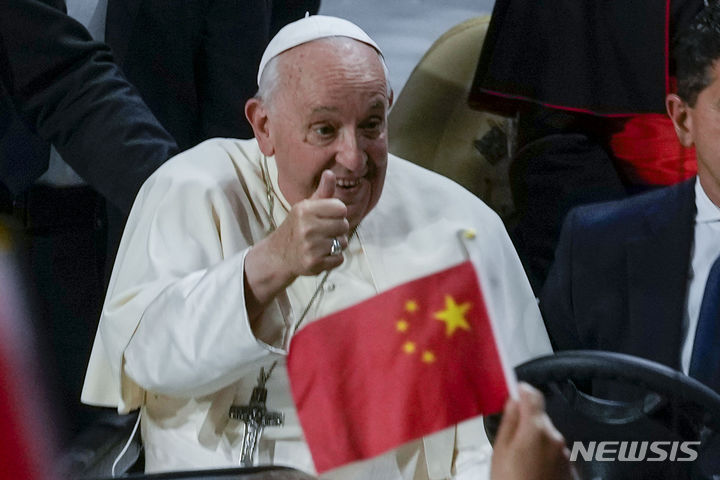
[243,169,350,321]
[265,169,350,276]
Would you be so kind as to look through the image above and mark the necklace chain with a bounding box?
[261,156,280,231]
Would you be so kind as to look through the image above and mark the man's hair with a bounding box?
[674,2,720,106]
[256,55,282,107]
[256,37,392,109]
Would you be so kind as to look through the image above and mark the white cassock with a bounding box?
[82,138,551,479]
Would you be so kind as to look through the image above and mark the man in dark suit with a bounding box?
[0,0,176,213]
[541,3,720,389]
[0,0,178,441]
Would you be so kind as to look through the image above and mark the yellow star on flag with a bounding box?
[405,300,418,313]
[421,351,436,363]
[434,295,472,337]
[396,319,409,332]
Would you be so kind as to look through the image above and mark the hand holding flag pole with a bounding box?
[491,384,573,480]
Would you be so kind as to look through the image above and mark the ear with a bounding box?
[245,98,275,156]
[666,93,694,147]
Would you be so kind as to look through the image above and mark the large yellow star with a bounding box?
[434,295,472,337]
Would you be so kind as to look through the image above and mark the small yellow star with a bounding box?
[405,300,419,313]
[403,341,416,354]
[422,351,436,363]
[434,295,472,337]
[396,319,409,332]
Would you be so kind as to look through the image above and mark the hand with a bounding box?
[244,170,349,319]
[270,169,350,277]
[490,383,573,480]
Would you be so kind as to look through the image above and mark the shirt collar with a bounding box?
[695,176,720,224]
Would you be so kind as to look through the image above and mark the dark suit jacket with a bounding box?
[105,0,272,151]
[0,0,178,214]
[540,178,696,370]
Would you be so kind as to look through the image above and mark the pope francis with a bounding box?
[81,14,568,480]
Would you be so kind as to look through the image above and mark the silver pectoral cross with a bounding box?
[229,362,284,467]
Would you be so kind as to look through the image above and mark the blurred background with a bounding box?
[319,0,494,94]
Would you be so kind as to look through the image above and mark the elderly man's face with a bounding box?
[257,38,390,229]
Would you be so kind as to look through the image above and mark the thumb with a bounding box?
[311,170,336,199]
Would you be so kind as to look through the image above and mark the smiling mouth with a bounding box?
[333,162,376,190]
[337,177,362,189]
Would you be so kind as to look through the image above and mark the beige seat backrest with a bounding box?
[388,16,514,219]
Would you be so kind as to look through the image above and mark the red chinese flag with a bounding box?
[287,260,511,474]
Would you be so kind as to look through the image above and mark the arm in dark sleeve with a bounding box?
[198,0,271,141]
[539,207,583,352]
[0,0,178,213]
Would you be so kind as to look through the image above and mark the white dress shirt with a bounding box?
[680,178,720,373]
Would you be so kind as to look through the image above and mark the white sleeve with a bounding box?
[98,159,286,400]
[123,248,285,397]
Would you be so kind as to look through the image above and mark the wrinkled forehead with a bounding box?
[286,38,386,80]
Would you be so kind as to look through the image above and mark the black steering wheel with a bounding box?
[486,350,720,480]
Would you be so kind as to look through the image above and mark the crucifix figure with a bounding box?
[229,362,285,466]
